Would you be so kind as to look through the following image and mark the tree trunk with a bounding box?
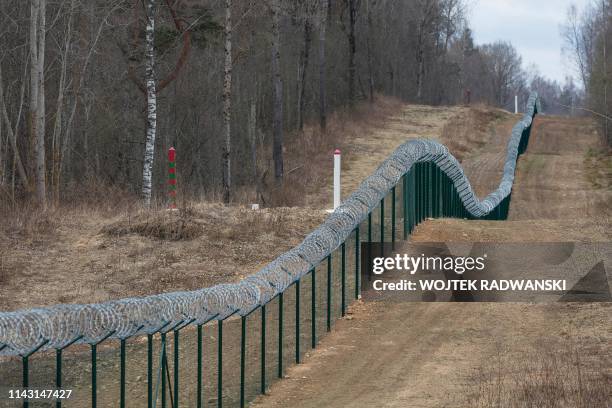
[51,0,75,206]
[222,0,232,203]
[366,0,374,103]
[348,0,357,105]
[271,0,284,182]
[30,0,47,209]
[602,0,609,144]
[249,101,262,202]
[298,20,312,131]
[416,48,424,100]
[142,0,157,207]
[319,0,328,131]
[0,65,29,191]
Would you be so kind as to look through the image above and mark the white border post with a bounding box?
[515,95,518,114]
[334,149,341,210]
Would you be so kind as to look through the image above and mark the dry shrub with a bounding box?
[0,202,60,240]
[206,207,290,240]
[102,208,205,240]
[468,344,611,407]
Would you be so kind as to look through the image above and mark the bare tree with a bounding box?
[222,0,232,203]
[0,65,28,191]
[481,41,523,108]
[414,0,439,101]
[30,0,47,208]
[50,0,76,205]
[271,0,283,182]
[295,1,316,131]
[346,0,358,105]
[365,0,376,103]
[563,5,592,90]
[318,0,328,131]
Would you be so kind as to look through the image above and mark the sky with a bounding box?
[469,0,592,84]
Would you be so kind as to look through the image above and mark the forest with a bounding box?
[0,0,600,210]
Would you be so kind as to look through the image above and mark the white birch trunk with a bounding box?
[142,0,157,207]
[222,0,232,204]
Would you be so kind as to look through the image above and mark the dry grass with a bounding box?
[440,104,510,161]
[469,342,611,407]
[0,202,326,311]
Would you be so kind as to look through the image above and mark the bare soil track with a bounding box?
[251,114,612,407]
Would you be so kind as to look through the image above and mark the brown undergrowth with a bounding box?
[265,95,405,207]
[468,340,611,407]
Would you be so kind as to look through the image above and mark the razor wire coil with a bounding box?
[0,93,540,356]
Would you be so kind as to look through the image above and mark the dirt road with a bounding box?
[251,114,612,407]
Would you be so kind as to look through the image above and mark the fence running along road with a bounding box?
[0,94,540,407]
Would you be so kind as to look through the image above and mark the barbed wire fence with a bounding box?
[0,94,540,407]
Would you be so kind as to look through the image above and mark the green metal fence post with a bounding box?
[174,329,180,408]
[391,186,396,248]
[326,255,332,332]
[161,332,167,408]
[380,197,385,246]
[416,163,421,223]
[55,335,81,408]
[120,339,126,408]
[341,243,346,317]
[261,304,266,394]
[55,350,61,408]
[355,227,360,299]
[20,341,48,408]
[218,319,223,408]
[197,324,203,408]
[278,292,284,378]
[91,331,114,408]
[295,279,301,363]
[368,212,372,243]
[311,268,316,348]
[367,213,372,286]
[240,316,246,408]
[432,165,437,218]
[92,344,98,408]
[428,162,433,218]
[148,334,153,408]
[22,356,28,408]
[403,174,408,240]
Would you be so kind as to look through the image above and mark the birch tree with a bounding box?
[30,0,46,208]
[142,0,157,206]
[222,0,232,203]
